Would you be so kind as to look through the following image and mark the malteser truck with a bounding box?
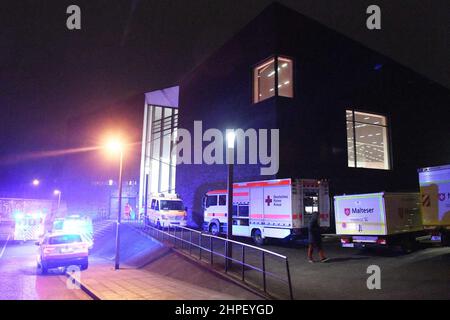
[334,192,424,252]
[418,165,450,245]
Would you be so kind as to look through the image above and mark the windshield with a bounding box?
[160,200,184,211]
[48,234,82,245]
[53,220,64,231]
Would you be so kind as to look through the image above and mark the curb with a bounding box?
[66,272,101,300]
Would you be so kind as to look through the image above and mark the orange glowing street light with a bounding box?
[105,137,124,154]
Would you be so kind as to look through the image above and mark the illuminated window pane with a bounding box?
[253,56,294,103]
[346,111,355,167]
[346,110,390,170]
[253,58,275,103]
[278,57,293,98]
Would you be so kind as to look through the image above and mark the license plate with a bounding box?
[342,243,354,248]
[431,235,442,242]
[60,248,73,253]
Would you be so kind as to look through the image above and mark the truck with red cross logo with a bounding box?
[202,178,330,245]
[418,164,450,246]
[334,192,424,252]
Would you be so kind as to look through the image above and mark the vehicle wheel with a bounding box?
[400,237,416,254]
[441,232,450,246]
[209,222,220,236]
[252,229,266,246]
[38,263,48,275]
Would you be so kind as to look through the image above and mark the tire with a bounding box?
[38,263,48,275]
[209,222,220,236]
[400,236,416,254]
[252,229,266,246]
[441,232,450,246]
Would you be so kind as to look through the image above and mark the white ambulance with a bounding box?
[203,178,330,245]
[145,193,187,228]
[13,211,47,242]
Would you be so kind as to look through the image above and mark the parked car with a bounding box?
[36,232,89,274]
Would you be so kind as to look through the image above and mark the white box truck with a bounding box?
[418,165,450,245]
[334,192,424,252]
[203,178,330,245]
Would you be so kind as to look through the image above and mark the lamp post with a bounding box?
[226,131,235,268]
[106,138,125,270]
[53,190,61,217]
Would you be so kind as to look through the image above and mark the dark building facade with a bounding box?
[138,3,450,227]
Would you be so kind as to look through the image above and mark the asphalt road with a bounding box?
[137,224,450,299]
[0,238,90,300]
[261,238,450,299]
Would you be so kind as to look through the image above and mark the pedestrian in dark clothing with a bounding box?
[308,211,329,263]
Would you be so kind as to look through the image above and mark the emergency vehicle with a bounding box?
[418,164,450,245]
[203,178,330,245]
[145,193,187,228]
[0,198,54,242]
[334,192,424,252]
[52,215,94,249]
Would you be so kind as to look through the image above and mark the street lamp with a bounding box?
[226,130,235,268]
[53,189,61,217]
[106,137,125,270]
[32,179,40,186]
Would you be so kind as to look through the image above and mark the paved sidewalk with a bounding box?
[72,258,259,300]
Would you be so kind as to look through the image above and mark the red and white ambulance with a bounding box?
[203,178,330,244]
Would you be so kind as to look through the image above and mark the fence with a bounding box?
[131,221,293,300]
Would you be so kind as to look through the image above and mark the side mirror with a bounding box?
[35,241,40,246]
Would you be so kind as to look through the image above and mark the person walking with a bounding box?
[308,211,329,263]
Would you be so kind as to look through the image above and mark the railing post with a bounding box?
[262,251,266,293]
[286,258,294,300]
[241,245,245,281]
[181,228,184,250]
[210,236,213,265]
[199,233,202,260]
[189,231,192,255]
[224,241,228,273]
[172,225,175,247]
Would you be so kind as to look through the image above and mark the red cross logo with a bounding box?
[265,195,272,206]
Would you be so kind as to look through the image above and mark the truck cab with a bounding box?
[145,193,187,228]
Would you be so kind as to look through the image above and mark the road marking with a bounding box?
[0,235,10,259]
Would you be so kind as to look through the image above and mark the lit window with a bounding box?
[253,56,293,103]
[346,110,390,170]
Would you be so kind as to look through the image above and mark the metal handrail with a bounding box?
[133,221,294,300]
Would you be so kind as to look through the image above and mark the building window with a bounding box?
[253,56,293,103]
[346,110,390,170]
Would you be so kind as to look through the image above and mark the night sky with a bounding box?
[1,0,449,195]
